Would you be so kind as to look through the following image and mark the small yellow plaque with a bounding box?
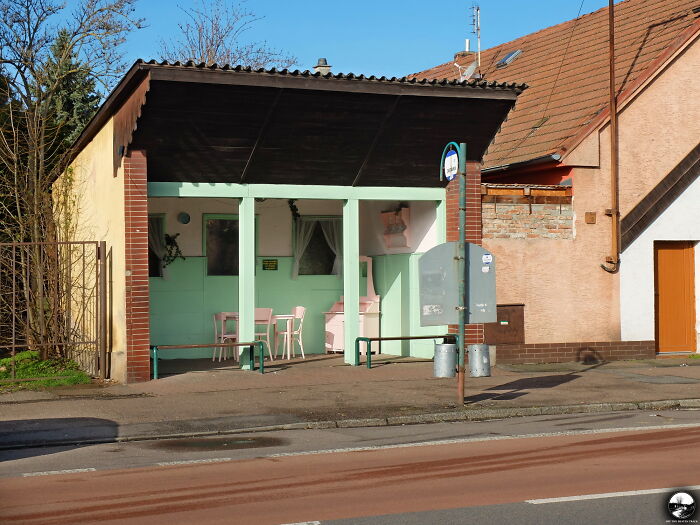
[262,259,278,271]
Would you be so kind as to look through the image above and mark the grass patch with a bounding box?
[0,350,92,392]
[688,354,700,359]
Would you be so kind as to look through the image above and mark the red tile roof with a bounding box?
[414,0,700,170]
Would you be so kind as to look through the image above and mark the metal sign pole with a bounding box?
[437,141,469,404]
[457,143,467,404]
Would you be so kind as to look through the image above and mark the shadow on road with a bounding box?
[0,417,118,460]
[464,360,606,405]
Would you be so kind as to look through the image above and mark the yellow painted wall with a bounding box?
[56,119,128,381]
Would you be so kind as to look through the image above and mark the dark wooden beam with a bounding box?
[240,89,284,184]
[352,95,401,187]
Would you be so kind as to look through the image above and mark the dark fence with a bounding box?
[0,241,107,378]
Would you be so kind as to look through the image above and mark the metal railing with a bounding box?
[0,240,107,379]
[150,341,266,379]
[355,334,455,369]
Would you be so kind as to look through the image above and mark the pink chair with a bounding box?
[275,306,306,359]
[254,307,275,361]
[213,312,237,362]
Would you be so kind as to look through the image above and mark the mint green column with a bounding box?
[343,199,360,365]
[436,198,447,243]
[238,197,255,369]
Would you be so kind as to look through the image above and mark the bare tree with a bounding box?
[0,0,143,361]
[159,0,296,69]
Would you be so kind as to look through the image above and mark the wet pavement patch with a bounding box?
[148,436,287,451]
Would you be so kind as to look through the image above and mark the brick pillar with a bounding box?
[123,150,151,382]
[446,161,484,345]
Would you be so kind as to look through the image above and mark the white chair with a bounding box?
[213,312,237,362]
[254,307,275,361]
[275,306,306,360]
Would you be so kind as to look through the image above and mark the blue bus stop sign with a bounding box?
[444,149,458,181]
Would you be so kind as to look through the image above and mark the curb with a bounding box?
[3,398,700,451]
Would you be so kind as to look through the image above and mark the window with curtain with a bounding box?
[206,216,239,276]
[148,215,166,278]
[293,217,342,278]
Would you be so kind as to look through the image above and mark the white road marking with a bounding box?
[527,485,700,504]
[156,458,234,466]
[278,522,321,525]
[23,468,96,477]
[264,422,700,459]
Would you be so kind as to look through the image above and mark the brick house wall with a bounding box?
[481,184,574,241]
[479,183,654,364]
[123,150,151,382]
[496,340,656,364]
[482,202,574,240]
[445,161,483,345]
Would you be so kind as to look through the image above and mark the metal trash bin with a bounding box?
[433,343,457,377]
[468,344,491,377]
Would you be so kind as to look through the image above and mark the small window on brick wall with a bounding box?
[206,216,239,276]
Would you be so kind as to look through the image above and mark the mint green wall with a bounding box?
[150,256,366,359]
[373,253,447,358]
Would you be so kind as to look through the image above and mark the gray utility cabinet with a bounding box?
[418,242,497,326]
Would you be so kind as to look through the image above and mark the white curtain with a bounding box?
[148,216,167,278]
[292,217,317,279]
[320,218,343,276]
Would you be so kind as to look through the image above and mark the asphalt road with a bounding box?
[326,492,684,525]
[2,410,700,524]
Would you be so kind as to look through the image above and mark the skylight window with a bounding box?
[496,49,522,68]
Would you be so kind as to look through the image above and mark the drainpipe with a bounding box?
[601,0,620,274]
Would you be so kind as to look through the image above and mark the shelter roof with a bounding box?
[414,0,700,171]
[74,60,526,188]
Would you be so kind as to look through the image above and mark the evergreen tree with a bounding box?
[46,30,101,155]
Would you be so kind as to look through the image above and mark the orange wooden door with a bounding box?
[655,241,696,353]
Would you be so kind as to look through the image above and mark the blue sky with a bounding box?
[122,0,613,77]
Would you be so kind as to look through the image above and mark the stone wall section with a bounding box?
[482,201,574,240]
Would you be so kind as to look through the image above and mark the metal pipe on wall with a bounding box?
[99,241,108,380]
[602,0,620,274]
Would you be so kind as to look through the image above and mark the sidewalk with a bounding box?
[2,354,700,449]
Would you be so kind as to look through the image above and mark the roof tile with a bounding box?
[414,0,700,169]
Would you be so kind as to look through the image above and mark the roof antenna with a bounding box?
[454,4,480,81]
[472,4,481,70]
[455,61,478,82]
